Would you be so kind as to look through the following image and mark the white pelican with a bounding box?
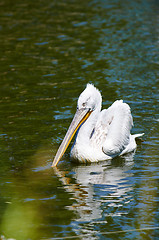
[52,84,143,167]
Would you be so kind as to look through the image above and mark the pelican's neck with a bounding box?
[75,107,100,145]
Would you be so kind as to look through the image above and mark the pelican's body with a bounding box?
[52,84,143,167]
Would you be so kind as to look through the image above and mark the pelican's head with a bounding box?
[77,83,102,112]
[52,84,102,167]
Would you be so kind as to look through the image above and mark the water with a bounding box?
[0,0,158,239]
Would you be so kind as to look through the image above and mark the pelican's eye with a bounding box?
[82,102,86,107]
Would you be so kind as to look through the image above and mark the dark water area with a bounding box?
[0,0,159,239]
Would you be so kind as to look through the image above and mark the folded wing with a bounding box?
[91,100,133,157]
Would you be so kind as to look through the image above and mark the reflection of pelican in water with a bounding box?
[52,84,143,167]
[54,153,135,223]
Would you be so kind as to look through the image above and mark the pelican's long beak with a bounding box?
[52,108,92,167]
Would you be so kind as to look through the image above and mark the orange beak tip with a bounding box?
[51,161,57,168]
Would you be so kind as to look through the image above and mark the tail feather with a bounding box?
[133,133,144,139]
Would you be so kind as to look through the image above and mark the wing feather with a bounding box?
[90,100,133,157]
[102,100,133,156]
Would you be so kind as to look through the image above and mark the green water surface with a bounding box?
[0,0,158,239]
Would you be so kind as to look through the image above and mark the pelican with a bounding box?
[52,84,143,167]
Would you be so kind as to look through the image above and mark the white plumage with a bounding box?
[52,84,144,167]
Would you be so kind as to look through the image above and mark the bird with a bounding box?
[52,84,144,167]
